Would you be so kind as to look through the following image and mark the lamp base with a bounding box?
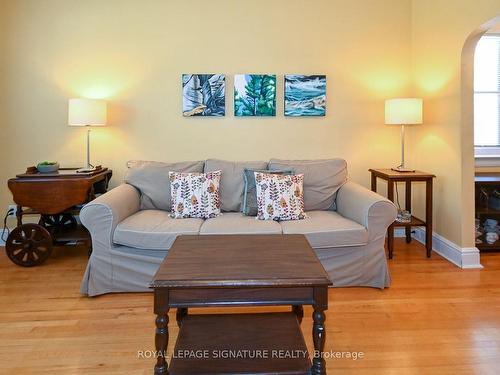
[391,166,416,173]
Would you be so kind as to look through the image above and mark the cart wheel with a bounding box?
[5,224,53,267]
[39,214,77,233]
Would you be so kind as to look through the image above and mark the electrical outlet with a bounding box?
[7,205,17,217]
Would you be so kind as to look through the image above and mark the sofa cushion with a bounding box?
[113,210,203,250]
[200,212,282,235]
[268,158,347,211]
[204,159,268,212]
[124,160,205,211]
[280,210,368,248]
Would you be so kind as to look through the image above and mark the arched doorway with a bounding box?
[461,16,500,262]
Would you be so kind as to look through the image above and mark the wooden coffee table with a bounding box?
[150,234,332,375]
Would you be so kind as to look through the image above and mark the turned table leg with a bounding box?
[154,312,169,375]
[154,289,169,375]
[312,287,328,375]
[292,305,304,324]
[312,308,326,374]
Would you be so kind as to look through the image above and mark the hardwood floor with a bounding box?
[1,240,499,374]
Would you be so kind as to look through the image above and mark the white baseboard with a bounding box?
[394,228,483,269]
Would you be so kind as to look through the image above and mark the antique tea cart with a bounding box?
[6,167,112,266]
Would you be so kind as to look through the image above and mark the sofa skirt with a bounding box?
[80,239,390,297]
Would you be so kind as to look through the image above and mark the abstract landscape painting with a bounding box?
[182,74,225,116]
[234,74,276,116]
[284,75,326,116]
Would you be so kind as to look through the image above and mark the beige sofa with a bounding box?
[80,159,397,296]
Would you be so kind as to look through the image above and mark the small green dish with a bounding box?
[37,161,60,173]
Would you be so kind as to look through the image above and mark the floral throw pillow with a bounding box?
[169,171,221,219]
[255,172,307,221]
[241,168,294,216]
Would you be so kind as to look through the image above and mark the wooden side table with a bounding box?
[369,169,435,259]
[6,167,112,266]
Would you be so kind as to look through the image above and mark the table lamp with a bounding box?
[68,98,107,173]
[385,98,423,172]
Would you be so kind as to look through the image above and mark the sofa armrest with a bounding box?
[80,184,140,247]
[336,181,397,241]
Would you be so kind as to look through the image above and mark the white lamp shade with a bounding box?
[68,98,107,126]
[385,98,423,125]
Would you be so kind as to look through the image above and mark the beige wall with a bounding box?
[0,2,8,207]
[3,0,500,248]
[0,0,412,222]
[410,0,500,247]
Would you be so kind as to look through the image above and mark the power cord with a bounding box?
[1,208,14,242]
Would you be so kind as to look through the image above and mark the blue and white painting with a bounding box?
[182,74,225,116]
[284,75,326,116]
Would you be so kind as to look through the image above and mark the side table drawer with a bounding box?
[168,287,314,307]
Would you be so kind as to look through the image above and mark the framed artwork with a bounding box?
[182,74,225,116]
[234,74,276,116]
[284,75,326,116]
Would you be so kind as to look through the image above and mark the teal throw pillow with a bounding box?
[241,168,294,216]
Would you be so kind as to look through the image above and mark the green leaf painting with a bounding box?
[234,74,276,116]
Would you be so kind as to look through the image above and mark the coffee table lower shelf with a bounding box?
[169,312,311,375]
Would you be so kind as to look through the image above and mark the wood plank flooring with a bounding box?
[1,240,500,374]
